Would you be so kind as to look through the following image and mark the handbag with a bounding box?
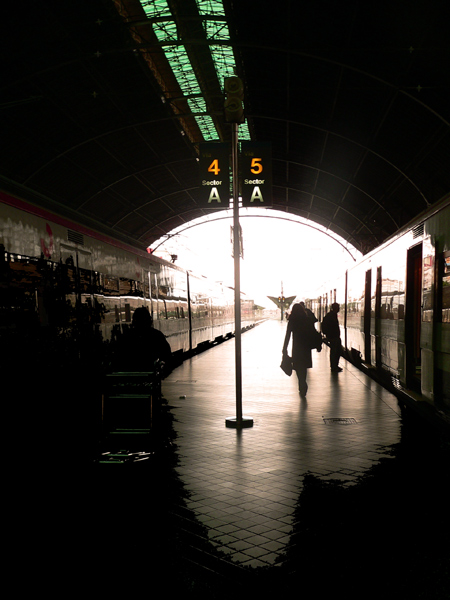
[280,353,293,376]
[309,329,323,350]
[305,321,323,350]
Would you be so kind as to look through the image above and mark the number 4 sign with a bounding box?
[240,141,272,207]
[199,143,230,208]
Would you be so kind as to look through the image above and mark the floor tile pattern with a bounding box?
[85,319,449,599]
[162,320,404,569]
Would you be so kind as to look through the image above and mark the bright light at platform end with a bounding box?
[151,210,360,309]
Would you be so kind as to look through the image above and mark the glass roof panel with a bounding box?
[139,0,250,141]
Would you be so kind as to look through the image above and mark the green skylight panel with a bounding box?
[196,0,226,14]
[196,1,250,139]
[153,21,177,41]
[195,115,219,141]
[140,0,171,20]
[139,0,250,141]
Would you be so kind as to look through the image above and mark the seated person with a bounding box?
[114,307,172,374]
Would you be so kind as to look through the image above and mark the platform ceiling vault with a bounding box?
[1,0,449,255]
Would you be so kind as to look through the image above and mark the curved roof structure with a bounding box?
[1,0,449,255]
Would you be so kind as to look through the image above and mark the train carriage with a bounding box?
[310,193,450,411]
[0,191,260,360]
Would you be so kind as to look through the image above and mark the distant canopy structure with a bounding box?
[268,296,296,311]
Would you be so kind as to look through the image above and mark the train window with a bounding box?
[92,271,101,294]
[441,251,450,323]
[120,278,129,296]
[119,277,143,298]
[159,284,169,300]
[1,253,45,325]
[377,248,406,321]
[144,278,150,300]
[124,303,131,322]
[96,295,118,324]
[8,255,43,287]
[95,275,120,324]
[78,267,92,294]
[148,272,158,321]
[422,239,435,323]
[165,298,176,319]
[381,278,401,319]
[346,267,364,328]
[104,275,120,295]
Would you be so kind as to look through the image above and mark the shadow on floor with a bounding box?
[78,402,450,600]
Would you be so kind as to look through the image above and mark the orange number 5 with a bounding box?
[250,157,263,174]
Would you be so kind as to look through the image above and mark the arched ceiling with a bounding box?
[1,0,449,255]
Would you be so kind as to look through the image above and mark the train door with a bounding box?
[405,244,422,392]
[364,269,371,363]
[375,266,382,367]
[421,236,435,401]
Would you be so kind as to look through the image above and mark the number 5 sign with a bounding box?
[199,143,230,208]
[240,141,272,207]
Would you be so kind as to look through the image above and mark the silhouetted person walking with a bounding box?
[299,301,318,323]
[282,302,321,397]
[321,302,342,372]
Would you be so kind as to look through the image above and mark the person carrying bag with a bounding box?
[280,352,293,376]
[281,302,321,397]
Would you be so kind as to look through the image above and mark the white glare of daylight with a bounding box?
[150,209,361,309]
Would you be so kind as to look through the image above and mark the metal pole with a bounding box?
[233,123,243,422]
[226,123,253,429]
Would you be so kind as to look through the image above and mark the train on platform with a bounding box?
[0,191,260,360]
[305,193,450,413]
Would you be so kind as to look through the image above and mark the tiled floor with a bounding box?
[162,320,403,568]
[87,319,449,598]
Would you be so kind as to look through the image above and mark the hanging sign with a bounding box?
[198,143,230,208]
[240,141,272,207]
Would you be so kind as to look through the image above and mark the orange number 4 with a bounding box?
[208,159,220,175]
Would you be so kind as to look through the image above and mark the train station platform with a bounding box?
[84,319,449,599]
